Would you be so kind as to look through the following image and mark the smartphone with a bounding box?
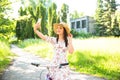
[37,18,41,23]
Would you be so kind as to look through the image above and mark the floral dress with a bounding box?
[46,36,71,80]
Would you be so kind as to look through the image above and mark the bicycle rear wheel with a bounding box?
[40,69,49,80]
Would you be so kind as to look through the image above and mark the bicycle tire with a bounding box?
[40,69,49,80]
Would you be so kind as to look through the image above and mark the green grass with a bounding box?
[17,37,120,80]
[68,37,120,80]
[17,39,53,60]
[0,39,14,73]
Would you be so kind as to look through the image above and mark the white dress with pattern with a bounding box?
[46,36,71,80]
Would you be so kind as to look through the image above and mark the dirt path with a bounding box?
[2,45,106,80]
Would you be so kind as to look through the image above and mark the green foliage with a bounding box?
[17,39,40,48]
[48,6,53,36]
[56,12,60,23]
[17,39,53,59]
[24,18,34,38]
[18,1,48,39]
[95,0,120,36]
[111,15,120,36]
[16,17,34,40]
[28,3,48,34]
[0,18,15,40]
[0,0,15,40]
[61,3,69,22]
[68,37,120,80]
[71,29,92,38]
[0,39,14,72]
[70,10,85,19]
[17,3,48,40]
[39,3,48,35]
[19,7,27,16]
[51,3,57,25]
[17,0,70,38]
[0,0,11,14]
[16,1,49,40]
[48,2,58,36]
[28,6,38,22]
[70,29,80,37]
[68,50,120,80]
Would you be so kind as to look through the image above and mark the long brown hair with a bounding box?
[56,27,68,47]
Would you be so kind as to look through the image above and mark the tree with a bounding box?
[16,7,34,40]
[17,0,71,38]
[24,18,34,39]
[0,0,15,40]
[111,10,120,36]
[48,3,54,36]
[48,2,60,36]
[0,0,11,14]
[19,7,27,16]
[61,3,69,23]
[16,0,49,40]
[70,10,84,19]
[51,3,57,36]
[95,0,119,36]
[95,0,105,36]
[56,11,60,23]
[116,11,120,27]
[39,3,48,35]
[48,5,52,34]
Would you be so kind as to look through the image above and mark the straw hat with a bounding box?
[53,22,70,34]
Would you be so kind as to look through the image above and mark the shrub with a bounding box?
[70,29,80,37]
[71,29,93,38]
[0,39,14,72]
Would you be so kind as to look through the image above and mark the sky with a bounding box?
[10,0,120,18]
[53,0,120,16]
[53,0,97,16]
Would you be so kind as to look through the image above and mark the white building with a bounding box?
[70,16,95,33]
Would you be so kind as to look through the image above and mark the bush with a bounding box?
[16,18,34,40]
[71,29,93,38]
[70,29,80,37]
[0,39,14,72]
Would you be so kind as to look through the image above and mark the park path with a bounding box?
[2,45,106,80]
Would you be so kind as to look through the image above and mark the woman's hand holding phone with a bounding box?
[34,18,41,31]
[37,18,41,24]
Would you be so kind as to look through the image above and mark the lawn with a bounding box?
[68,37,120,80]
[17,37,120,80]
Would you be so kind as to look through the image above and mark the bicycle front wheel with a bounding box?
[40,69,49,80]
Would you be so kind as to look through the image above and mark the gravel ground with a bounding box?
[1,45,106,80]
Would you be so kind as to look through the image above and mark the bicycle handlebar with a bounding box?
[31,62,69,68]
[59,63,69,68]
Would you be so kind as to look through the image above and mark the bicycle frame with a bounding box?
[31,63,69,80]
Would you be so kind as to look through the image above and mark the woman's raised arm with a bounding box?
[34,23,46,40]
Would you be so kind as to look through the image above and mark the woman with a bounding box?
[34,21,74,80]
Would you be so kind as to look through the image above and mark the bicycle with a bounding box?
[31,62,69,80]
